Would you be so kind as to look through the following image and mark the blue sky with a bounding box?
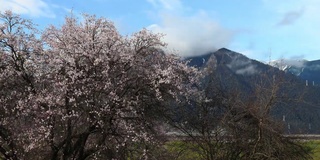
[1,0,320,62]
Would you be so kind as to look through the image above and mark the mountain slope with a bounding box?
[188,48,320,134]
[270,59,320,86]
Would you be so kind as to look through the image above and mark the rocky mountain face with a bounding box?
[270,59,320,86]
[187,48,320,134]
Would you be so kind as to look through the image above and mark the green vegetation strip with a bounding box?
[165,140,320,160]
[303,140,320,159]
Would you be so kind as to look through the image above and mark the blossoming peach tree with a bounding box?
[0,11,198,159]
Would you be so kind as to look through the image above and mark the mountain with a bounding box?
[188,48,301,93]
[188,48,320,134]
[270,59,320,86]
[269,59,307,71]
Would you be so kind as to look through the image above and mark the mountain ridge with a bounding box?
[270,58,320,85]
[188,48,320,134]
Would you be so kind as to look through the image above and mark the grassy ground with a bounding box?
[0,141,319,159]
[165,140,320,160]
[165,141,202,160]
[303,140,320,159]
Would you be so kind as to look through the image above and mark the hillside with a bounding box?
[271,59,320,86]
[188,48,320,134]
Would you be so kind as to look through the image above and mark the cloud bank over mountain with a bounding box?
[148,12,234,57]
[146,0,234,57]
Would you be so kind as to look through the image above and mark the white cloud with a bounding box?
[146,0,157,7]
[146,0,182,10]
[148,12,234,57]
[146,0,234,57]
[235,65,257,75]
[0,0,55,18]
[226,55,258,75]
[281,59,305,68]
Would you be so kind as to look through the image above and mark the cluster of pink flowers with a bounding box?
[0,11,199,159]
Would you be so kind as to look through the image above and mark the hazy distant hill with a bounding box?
[187,48,320,134]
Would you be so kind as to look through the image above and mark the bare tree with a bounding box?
[169,65,311,160]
